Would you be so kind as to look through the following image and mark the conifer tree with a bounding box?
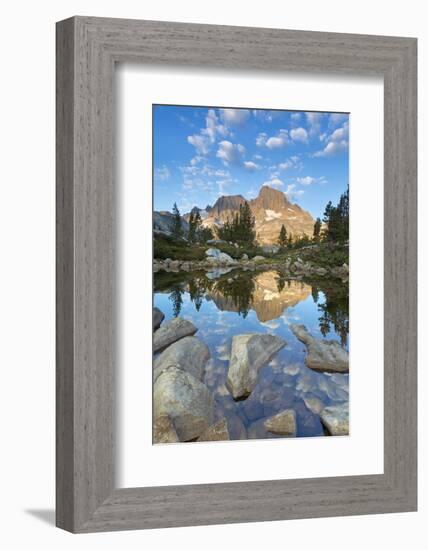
[171,202,183,239]
[278,224,287,248]
[313,217,321,242]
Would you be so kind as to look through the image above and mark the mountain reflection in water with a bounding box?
[154,269,349,439]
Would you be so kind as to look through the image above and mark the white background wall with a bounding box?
[0,1,425,548]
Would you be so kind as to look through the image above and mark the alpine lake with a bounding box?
[154,266,349,441]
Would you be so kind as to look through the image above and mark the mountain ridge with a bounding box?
[154,185,316,244]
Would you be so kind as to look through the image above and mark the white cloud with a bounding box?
[216,140,245,165]
[263,176,284,188]
[179,162,233,194]
[305,112,325,137]
[187,109,228,156]
[252,110,279,123]
[285,183,304,200]
[296,176,316,185]
[253,154,263,160]
[220,108,250,126]
[291,112,301,121]
[295,175,327,186]
[154,165,170,181]
[243,160,261,171]
[256,132,268,147]
[256,129,289,149]
[190,155,202,166]
[273,155,302,172]
[328,113,348,127]
[266,130,289,149]
[187,133,211,155]
[313,121,349,157]
[290,127,308,143]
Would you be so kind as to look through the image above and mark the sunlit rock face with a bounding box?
[207,271,312,323]
[199,186,315,245]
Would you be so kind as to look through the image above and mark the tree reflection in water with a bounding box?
[155,269,348,347]
[311,280,349,347]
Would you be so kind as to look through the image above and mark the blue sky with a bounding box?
[153,105,349,219]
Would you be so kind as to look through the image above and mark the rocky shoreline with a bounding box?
[152,306,349,444]
[154,247,349,282]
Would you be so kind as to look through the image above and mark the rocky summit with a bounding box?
[154,186,315,245]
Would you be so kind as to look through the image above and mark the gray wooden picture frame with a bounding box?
[56,16,417,533]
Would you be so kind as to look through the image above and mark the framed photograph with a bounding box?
[56,16,417,532]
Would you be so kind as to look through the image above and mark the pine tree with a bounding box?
[171,202,183,239]
[322,187,349,243]
[188,211,196,243]
[313,217,321,242]
[194,210,202,240]
[278,224,287,248]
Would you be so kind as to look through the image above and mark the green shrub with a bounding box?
[153,234,206,261]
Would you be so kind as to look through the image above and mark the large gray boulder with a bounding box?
[226,333,286,399]
[205,248,235,264]
[153,317,197,353]
[290,324,349,373]
[154,367,214,441]
[264,409,297,436]
[153,307,165,331]
[153,336,210,383]
[320,402,349,435]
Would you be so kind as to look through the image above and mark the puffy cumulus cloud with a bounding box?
[305,112,325,137]
[187,109,228,156]
[290,127,308,143]
[204,109,228,141]
[187,133,211,155]
[290,112,301,121]
[216,140,246,166]
[263,176,284,188]
[266,130,289,149]
[313,121,349,157]
[154,165,170,181]
[220,108,251,126]
[257,129,289,149]
[243,160,261,171]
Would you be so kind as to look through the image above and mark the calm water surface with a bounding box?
[154,269,349,440]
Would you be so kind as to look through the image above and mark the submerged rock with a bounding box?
[226,333,286,399]
[320,402,349,436]
[153,336,210,383]
[153,307,165,331]
[154,367,214,441]
[153,317,197,353]
[198,418,230,442]
[264,409,297,436]
[303,396,324,415]
[290,324,349,373]
[153,415,179,444]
